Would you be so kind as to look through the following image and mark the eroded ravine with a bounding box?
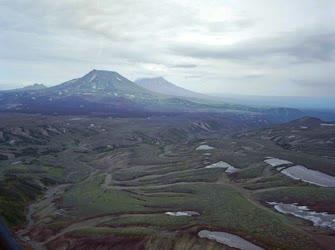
[16,184,71,249]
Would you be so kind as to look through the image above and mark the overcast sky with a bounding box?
[1,0,334,96]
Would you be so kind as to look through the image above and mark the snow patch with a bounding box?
[321,123,335,127]
[281,165,335,187]
[205,161,239,173]
[165,211,199,217]
[264,157,293,167]
[268,202,335,230]
[198,230,264,250]
[196,145,214,151]
[89,74,97,82]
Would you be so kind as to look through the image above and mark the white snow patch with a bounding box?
[268,202,335,230]
[198,230,264,250]
[196,145,214,151]
[89,74,96,82]
[321,123,335,127]
[69,117,85,121]
[11,161,22,165]
[264,157,293,167]
[281,165,335,187]
[165,211,199,217]
[205,161,239,173]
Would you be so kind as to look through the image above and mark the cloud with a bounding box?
[172,64,198,68]
[171,31,335,64]
[0,0,334,96]
[206,19,254,33]
[293,78,335,88]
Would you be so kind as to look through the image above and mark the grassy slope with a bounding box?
[63,173,318,249]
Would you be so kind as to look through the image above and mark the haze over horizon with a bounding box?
[1,0,335,96]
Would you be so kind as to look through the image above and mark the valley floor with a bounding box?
[0,113,334,249]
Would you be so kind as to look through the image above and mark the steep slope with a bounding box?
[135,77,207,99]
[48,70,155,99]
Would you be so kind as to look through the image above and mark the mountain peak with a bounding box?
[80,69,123,84]
[135,77,206,99]
[136,76,166,83]
[136,77,179,86]
[85,69,118,77]
[22,83,47,90]
[49,70,154,98]
[154,76,166,81]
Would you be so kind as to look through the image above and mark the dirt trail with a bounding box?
[42,212,172,245]
[252,186,292,193]
[116,181,210,191]
[42,215,115,245]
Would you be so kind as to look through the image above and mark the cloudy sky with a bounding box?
[1,0,334,96]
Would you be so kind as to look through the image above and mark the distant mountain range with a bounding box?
[0,70,212,115]
[3,83,47,92]
[212,93,335,121]
[135,77,207,99]
[0,69,306,123]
